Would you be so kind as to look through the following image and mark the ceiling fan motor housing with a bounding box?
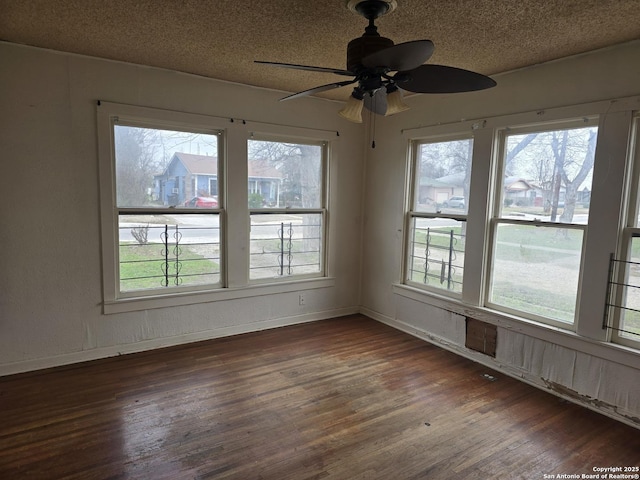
[346,0,397,72]
[347,35,393,72]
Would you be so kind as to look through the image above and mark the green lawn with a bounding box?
[119,243,220,291]
[496,223,583,251]
[489,281,576,323]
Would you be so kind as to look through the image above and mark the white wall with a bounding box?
[360,41,640,428]
[0,42,365,375]
[2,39,640,429]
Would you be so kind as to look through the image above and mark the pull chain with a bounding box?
[370,94,376,148]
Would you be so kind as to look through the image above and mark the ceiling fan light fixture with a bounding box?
[384,85,409,116]
[339,91,365,123]
[257,0,497,122]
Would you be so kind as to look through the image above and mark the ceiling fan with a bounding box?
[255,0,497,123]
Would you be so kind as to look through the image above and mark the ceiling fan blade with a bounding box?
[363,88,387,115]
[280,80,357,101]
[361,40,435,72]
[397,64,497,93]
[255,60,354,77]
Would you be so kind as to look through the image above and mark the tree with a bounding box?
[248,140,323,258]
[248,141,321,208]
[505,133,538,176]
[114,125,161,207]
[504,127,596,222]
[115,126,219,207]
[419,139,473,203]
[556,128,597,223]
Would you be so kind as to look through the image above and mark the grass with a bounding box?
[489,281,576,323]
[496,223,583,251]
[413,226,465,249]
[119,243,220,291]
[620,311,640,337]
[249,237,321,279]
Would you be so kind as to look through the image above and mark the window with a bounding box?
[611,116,640,348]
[98,103,224,302]
[405,136,474,294]
[247,138,326,281]
[487,120,598,327]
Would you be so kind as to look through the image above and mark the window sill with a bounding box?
[392,283,640,370]
[104,277,335,314]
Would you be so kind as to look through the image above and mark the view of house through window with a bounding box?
[487,123,598,325]
[113,124,222,294]
[247,139,325,280]
[406,137,473,294]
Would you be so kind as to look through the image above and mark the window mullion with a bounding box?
[463,128,494,305]
[577,110,632,341]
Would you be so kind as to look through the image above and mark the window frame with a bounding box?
[485,118,599,330]
[403,133,475,297]
[610,114,640,349]
[97,102,227,309]
[247,134,329,283]
[398,96,640,361]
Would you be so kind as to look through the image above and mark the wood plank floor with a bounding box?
[0,315,638,479]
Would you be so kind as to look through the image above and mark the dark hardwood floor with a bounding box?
[1,314,638,479]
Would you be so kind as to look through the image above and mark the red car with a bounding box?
[184,196,218,208]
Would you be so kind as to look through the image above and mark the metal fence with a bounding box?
[119,222,221,291]
[409,226,465,292]
[249,217,322,279]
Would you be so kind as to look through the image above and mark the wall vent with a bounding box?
[465,318,497,357]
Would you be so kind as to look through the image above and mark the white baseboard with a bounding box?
[361,306,640,431]
[0,306,359,377]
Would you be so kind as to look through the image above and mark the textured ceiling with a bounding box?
[1,0,639,102]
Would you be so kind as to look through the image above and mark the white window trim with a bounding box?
[403,134,474,298]
[103,277,336,314]
[97,102,337,314]
[247,134,330,283]
[97,102,229,310]
[400,94,640,349]
[392,282,640,370]
[610,114,640,349]
[485,119,599,330]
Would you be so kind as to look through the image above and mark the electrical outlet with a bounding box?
[298,294,305,306]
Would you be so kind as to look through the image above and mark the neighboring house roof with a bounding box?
[248,161,281,180]
[419,177,458,188]
[173,152,217,175]
[505,177,536,191]
[155,152,282,180]
[435,172,466,186]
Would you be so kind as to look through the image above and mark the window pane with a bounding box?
[114,125,219,208]
[619,237,640,339]
[414,138,473,214]
[407,217,466,293]
[119,214,221,292]
[488,223,583,323]
[247,140,321,209]
[250,213,322,280]
[499,126,597,224]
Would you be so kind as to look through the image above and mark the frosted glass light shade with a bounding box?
[385,89,410,116]
[338,95,364,123]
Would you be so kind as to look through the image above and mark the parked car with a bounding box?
[443,196,465,209]
[184,196,218,208]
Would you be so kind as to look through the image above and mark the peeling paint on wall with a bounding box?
[498,328,640,426]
